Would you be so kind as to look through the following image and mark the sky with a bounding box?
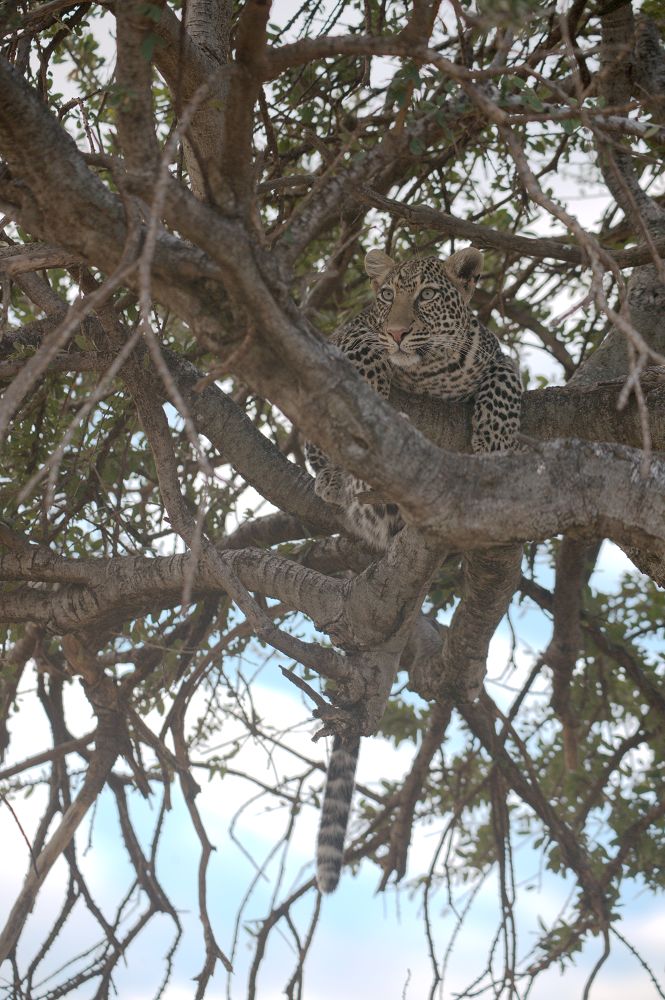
[2,546,663,1000]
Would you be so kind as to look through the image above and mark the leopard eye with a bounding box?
[378,287,394,303]
[419,287,439,302]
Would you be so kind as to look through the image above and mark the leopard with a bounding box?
[308,246,522,894]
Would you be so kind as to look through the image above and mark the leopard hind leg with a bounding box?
[346,481,403,552]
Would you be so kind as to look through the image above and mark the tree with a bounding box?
[0,0,664,996]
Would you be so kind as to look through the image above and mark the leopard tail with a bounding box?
[316,735,360,893]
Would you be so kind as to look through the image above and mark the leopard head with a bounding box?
[364,248,483,368]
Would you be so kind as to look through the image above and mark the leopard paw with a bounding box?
[315,469,347,504]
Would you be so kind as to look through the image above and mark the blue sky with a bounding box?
[1,541,663,1000]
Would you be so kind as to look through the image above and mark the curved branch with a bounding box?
[357,187,665,269]
[161,350,341,533]
[598,5,665,236]
[0,57,234,333]
[0,242,83,275]
[0,644,125,962]
[391,376,665,454]
[115,1,161,184]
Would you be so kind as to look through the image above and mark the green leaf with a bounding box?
[137,2,163,21]
[140,32,160,62]
[562,117,580,134]
[521,89,544,111]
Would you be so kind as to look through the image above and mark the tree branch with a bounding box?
[115,1,161,185]
[356,186,665,268]
[0,640,125,961]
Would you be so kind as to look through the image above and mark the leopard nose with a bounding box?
[387,325,409,344]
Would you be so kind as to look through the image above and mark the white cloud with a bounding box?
[593,540,647,590]
[2,666,662,1000]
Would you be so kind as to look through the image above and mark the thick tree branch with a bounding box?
[357,187,665,268]
[544,538,600,770]
[185,0,232,66]
[598,5,665,236]
[213,0,270,211]
[522,573,665,726]
[160,351,340,533]
[0,242,83,275]
[150,3,217,95]
[0,57,234,335]
[115,1,161,185]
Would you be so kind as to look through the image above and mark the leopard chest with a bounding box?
[389,328,494,400]
[390,357,484,399]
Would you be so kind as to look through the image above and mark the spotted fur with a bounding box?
[309,247,522,893]
[308,247,522,549]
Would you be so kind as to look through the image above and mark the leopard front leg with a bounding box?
[305,441,349,504]
[306,332,392,507]
[333,336,402,546]
[334,330,392,400]
[471,355,522,453]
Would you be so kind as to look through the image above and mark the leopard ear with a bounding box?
[365,249,395,288]
[444,247,483,302]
